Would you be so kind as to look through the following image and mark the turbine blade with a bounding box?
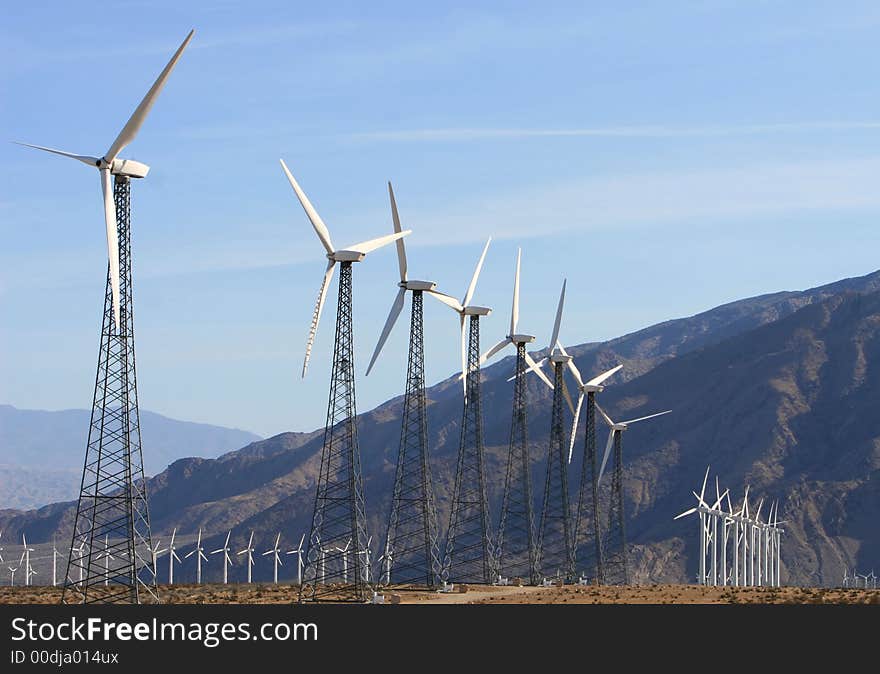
[674,507,698,520]
[595,402,614,427]
[463,237,491,307]
[585,364,623,388]
[105,29,195,161]
[561,374,575,414]
[426,289,463,312]
[511,248,521,335]
[479,338,512,366]
[549,279,566,351]
[279,159,334,254]
[348,230,411,255]
[597,430,616,485]
[700,466,710,502]
[568,392,584,463]
[524,352,554,389]
[388,181,406,282]
[13,142,99,167]
[564,351,584,387]
[621,410,672,425]
[365,287,406,375]
[100,169,121,331]
[302,260,336,378]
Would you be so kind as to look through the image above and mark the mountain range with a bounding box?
[2,270,880,585]
[0,405,260,509]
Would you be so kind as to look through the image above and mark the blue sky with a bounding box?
[3,1,880,437]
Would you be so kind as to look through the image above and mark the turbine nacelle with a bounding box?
[550,353,572,365]
[400,280,437,291]
[509,333,535,344]
[331,250,368,263]
[464,306,492,316]
[109,158,150,178]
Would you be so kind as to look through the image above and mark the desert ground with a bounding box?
[0,583,878,604]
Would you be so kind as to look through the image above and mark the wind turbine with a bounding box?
[184,529,208,584]
[21,535,34,587]
[595,404,671,584]
[263,533,283,584]
[286,534,305,585]
[52,538,59,587]
[366,183,445,587]
[9,553,24,587]
[167,529,181,585]
[211,531,233,584]
[237,531,256,583]
[18,30,196,606]
[282,162,407,602]
[97,536,114,587]
[531,280,577,581]
[280,160,410,378]
[481,249,552,584]
[15,29,193,333]
[334,540,352,583]
[149,540,167,584]
[355,536,373,583]
[562,359,622,584]
[0,530,4,564]
[439,239,498,585]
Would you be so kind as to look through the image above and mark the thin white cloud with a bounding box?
[348,121,880,143]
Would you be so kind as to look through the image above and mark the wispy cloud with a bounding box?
[401,155,880,246]
[348,121,880,143]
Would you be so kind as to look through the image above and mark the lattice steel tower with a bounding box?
[443,312,496,584]
[279,160,410,602]
[17,30,194,605]
[572,391,604,582]
[63,177,158,605]
[300,262,372,602]
[602,433,628,585]
[364,183,449,587]
[537,356,575,582]
[380,291,442,587]
[496,342,539,584]
[595,405,670,585]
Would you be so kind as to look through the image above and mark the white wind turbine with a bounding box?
[595,405,672,486]
[21,534,34,587]
[52,538,59,587]
[72,538,87,584]
[365,182,460,375]
[334,539,352,583]
[9,552,24,587]
[237,531,256,583]
[481,248,554,388]
[286,534,305,585]
[278,160,411,378]
[149,539,167,584]
[167,528,181,585]
[0,530,4,564]
[211,531,234,584]
[263,533,283,584]
[97,535,114,586]
[184,529,208,584]
[565,363,623,463]
[15,30,194,332]
[427,238,494,396]
[355,535,373,582]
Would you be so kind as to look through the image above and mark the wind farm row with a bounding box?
[9,28,790,603]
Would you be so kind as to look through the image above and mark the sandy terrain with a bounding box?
[0,583,878,604]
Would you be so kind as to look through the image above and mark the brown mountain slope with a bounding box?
[3,273,880,585]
